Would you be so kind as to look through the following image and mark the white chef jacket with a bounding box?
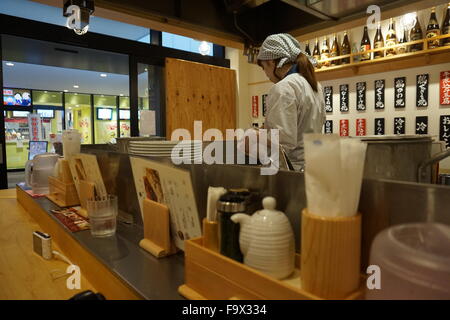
[265,73,326,171]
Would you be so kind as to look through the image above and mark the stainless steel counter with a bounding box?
[20,184,185,300]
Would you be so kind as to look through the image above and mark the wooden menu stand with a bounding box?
[76,180,95,218]
[46,159,80,208]
[139,198,177,258]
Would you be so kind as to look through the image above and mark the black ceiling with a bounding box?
[96,0,422,45]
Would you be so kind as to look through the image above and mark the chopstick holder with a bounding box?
[300,208,361,299]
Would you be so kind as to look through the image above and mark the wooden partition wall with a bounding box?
[165,58,237,140]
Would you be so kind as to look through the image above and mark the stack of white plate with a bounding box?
[128,140,203,162]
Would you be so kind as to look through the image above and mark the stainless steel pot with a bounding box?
[358,135,450,183]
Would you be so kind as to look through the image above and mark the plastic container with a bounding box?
[366,223,450,299]
[25,153,60,194]
[62,129,81,160]
[87,195,118,238]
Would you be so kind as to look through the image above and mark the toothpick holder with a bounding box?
[202,218,219,252]
[139,198,177,258]
[300,209,361,299]
[77,179,95,218]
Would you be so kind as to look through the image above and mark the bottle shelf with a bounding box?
[315,33,450,81]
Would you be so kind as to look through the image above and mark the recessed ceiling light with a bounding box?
[120,94,124,96]
[68,107,72,110]
[100,73,107,77]
[44,91,48,93]
[73,85,79,88]
[64,90,68,92]
[5,62,14,66]
[76,104,79,107]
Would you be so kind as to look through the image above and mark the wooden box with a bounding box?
[179,237,365,300]
[47,175,80,207]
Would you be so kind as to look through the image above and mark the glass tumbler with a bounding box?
[87,195,118,238]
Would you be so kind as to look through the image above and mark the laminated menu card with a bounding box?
[130,156,202,250]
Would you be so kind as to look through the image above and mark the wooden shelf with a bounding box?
[315,35,450,81]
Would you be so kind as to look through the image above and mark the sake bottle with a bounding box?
[321,37,330,67]
[410,15,424,51]
[313,38,321,68]
[341,31,351,64]
[442,2,450,46]
[426,7,440,49]
[360,26,371,61]
[398,27,408,54]
[385,18,398,56]
[330,33,340,66]
[373,22,385,59]
[305,42,311,56]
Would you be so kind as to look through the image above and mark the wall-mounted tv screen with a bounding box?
[12,111,30,118]
[37,109,55,119]
[3,88,32,107]
[96,108,113,120]
[119,109,130,120]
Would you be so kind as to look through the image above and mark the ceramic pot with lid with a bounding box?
[231,196,295,279]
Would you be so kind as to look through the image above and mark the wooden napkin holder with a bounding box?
[202,218,219,252]
[301,209,362,299]
[139,198,177,258]
[46,159,80,207]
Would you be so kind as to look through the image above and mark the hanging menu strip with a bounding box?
[415,116,428,135]
[374,118,385,135]
[416,74,429,108]
[324,86,333,113]
[356,82,366,111]
[340,84,349,112]
[262,94,268,117]
[340,119,349,136]
[324,120,333,134]
[441,71,450,105]
[394,117,406,135]
[356,118,366,136]
[394,77,406,108]
[375,80,385,110]
[440,115,450,148]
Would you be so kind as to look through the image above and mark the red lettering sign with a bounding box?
[252,96,259,118]
[441,71,450,105]
[340,119,349,137]
[356,118,366,136]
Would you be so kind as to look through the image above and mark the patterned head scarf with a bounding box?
[257,33,317,68]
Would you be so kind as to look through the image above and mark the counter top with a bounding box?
[8,185,186,300]
[0,188,96,299]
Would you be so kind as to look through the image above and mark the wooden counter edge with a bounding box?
[16,186,142,300]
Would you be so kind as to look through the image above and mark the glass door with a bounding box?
[119,96,131,138]
[64,93,92,144]
[93,94,117,144]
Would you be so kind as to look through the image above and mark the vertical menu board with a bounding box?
[416,74,429,107]
[374,118,385,135]
[340,119,349,136]
[324,86,333,113]
[394,77,406,108]
[375,80,385,110]
[440,115,450,148]
[394,117,406,134]
[262,94,268,117]
[324,120,333,134]
[340,84,349,112]
[415,116,428,135]
[356,82,366,111]
[356,118,366,136]
[440,71,450,105]
[252,96,259,118]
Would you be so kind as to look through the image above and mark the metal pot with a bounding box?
[357,135,450,183]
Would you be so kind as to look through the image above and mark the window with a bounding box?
[162,32,213,56]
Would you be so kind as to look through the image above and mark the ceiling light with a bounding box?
[120,94,124,96]
[68,107,72,110]
[74,93,78,95]
[5,62,14,66]
[44,91,48,93]
[64,90,68,92]
[73,85,79,88]
[100,73,107,77]
[76,104,79,107]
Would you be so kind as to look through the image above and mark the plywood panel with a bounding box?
[165,58,237,140]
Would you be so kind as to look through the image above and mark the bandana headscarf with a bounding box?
[257,33,317,68]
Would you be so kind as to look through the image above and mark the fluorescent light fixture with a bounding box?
[100,73,107,77]
[5,62,14,66]
[64,90,68,92]
[120,94,124,96]
[73,85,79,88]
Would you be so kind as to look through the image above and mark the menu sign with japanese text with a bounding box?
[375,80,385,110]
[340,84,349,112]
[440,115,450,148]
[27,113,42,141]
[324,120,333,134]
[252,96,259,118]
[340,119,349,136]
[416,74,429,107]
[262,94,268,116]
[324,86,333,113]
[394,77,406,108]
[416,116,428,135]
[356,118,366,136]
[394,117,406,135]
[356,82,366,111]
[441,71,450,105]
[375,118,385,135]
